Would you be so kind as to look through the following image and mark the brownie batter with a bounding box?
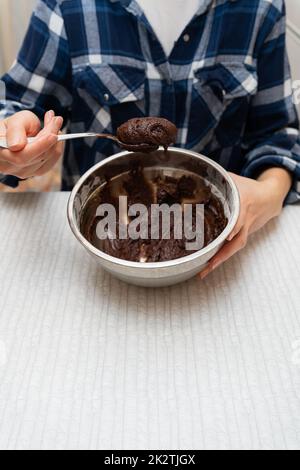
[81,169,228,263]
[117,117,178,151]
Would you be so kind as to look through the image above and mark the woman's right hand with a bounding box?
[0,110,64,179]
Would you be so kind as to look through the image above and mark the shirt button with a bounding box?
[183,34,190,43]
[104,93,110,102]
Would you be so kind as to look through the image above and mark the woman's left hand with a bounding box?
[199,168,292,280]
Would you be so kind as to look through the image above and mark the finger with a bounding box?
[6,111,41,151]
[26,116,63,164]
[226,172,244,241]
[0,111,55,158]
[226,206,247,241]
[199,227,249,280]
[38,115,63,139]
[227,220,243,241]
[44,110,55,126]
[0,133,58,166]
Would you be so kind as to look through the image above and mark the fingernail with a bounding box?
[45,110,55,125]
[199,260,221,280]
[200,270,210,280]
[10,137,21,145]
[54,117,63,128]
[46,110,55,119]
[8,137,22,148]
[199,266,211,280]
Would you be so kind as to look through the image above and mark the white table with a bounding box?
[0,193,300,450]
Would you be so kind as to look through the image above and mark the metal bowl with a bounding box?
[67,148,240,287]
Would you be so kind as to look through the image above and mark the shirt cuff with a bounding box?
[242,155,300,205]
[0,174,21,188]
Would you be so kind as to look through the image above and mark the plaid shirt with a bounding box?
[0,0,300,200]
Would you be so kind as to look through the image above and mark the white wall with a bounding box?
[286,0,300,114]
[0,0,36,74]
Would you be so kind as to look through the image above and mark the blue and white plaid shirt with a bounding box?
[0,0,300,200]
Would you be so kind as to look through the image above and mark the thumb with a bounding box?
[6,111,41,152]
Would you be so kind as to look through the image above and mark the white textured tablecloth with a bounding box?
[0,193,300,450]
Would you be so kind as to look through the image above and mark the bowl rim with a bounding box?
[67,147,240,269]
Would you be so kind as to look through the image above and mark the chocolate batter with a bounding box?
[81,169,228,262]
[117,117,178,151]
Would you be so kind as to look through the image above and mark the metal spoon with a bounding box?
[0,132,159,153]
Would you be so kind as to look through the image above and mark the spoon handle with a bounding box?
[0,132,117,149]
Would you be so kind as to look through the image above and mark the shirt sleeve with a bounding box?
[242,1,300,204]
[0,0,72,188]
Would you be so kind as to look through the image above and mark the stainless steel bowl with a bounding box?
[67,148,240,287]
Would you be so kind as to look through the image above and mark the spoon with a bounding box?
[0,132,159,153]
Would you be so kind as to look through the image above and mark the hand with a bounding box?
[200,168,292,279]
[0,110,64,179]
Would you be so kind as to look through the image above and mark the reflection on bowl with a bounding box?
[68,148,240,287]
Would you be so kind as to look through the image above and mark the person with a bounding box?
[0,0,299,278]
